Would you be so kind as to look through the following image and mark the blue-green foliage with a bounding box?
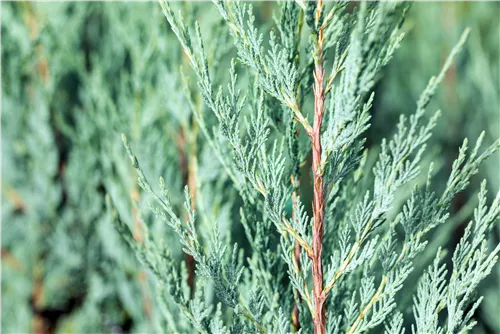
[1,1,499,334]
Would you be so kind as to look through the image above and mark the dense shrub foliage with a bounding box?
[1,2,499,333]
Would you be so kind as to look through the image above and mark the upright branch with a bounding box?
[129,183,153,320]
[177,124,198,297]
[310,1,327,333]
[291,177,302,331]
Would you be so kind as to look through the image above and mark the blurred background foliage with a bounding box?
[1,2,498,333]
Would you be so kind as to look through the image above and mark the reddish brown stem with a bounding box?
[2,184,25,212]
[1,248,24,271]
[311,3,327,333]
[32,268,46,334]
[130,181,154,320]
[22,2,49,86]
[291,190,302,331]
[131,189,143,243]
[138,271,153,318]
[185,160,197,297]
[177,126,196,297]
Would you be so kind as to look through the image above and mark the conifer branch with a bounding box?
[6,2,498,333]
[310,2,327,333]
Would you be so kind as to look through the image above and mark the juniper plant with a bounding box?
[2,2,179,331]
[376,6,500,330]
[112,1,500,333]
[2,1,498,334]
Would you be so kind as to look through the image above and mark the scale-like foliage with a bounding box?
[114,1,499,333]
[2,1,499,334]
